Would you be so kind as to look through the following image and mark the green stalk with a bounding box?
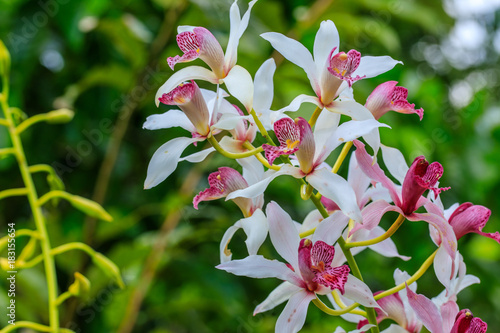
[1,94,60,331]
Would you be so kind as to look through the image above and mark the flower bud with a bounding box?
[68,195,113,222]
[68,272,91,297]
[0,40,10,78]
[92,252,125,289]
[46,109,75,124]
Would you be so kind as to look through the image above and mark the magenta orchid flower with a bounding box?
[445,202,499,243]
[217,202,381,333]
[406,286,487,333]
[351,140,457,258]
[365,81,424,121]
[144,83,238,189]
[155,0,257,110]
[227,111,388,224]
[261,20,401,121]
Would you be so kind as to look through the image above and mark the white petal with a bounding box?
[224,65,254,111]
[212,113,253,131]
[155,66,218,106]
[367,226,411,261]
[224,0,257,68]
[261,32,318,91]
[433,246,454,292]
[343,274,381,309]
[347,153,371,202]
[144,137,202,189]
[216,255,299,284]
[254,58,276,113]
[240,209,268,256]
[363,128,381,157]
[381,145,409,185]
[254,281,301,315]
[383,324,410,333]
[275,290,315,333]
[227,164,302,200]
[312,211,349,244]
[237,155,265,186]
[326,100,374,120]
[306,168,362,223]
[143,109,194,132]
[178,147,215,163]
[266,201,301,272]
[313,108,340,151]
[220,222,242,263]
[278,94,321,113]
[313,20,339,74]
[355,55,402,79]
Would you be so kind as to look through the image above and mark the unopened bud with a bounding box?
[68,272,91,297]
[68,195,113,222]
[0,40,10,78]
[300,184,313,200]
[46,109,74,124]
[92,252,125,289]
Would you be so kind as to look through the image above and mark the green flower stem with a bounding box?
[331,289,367,317]
[55,291,73,306]
[345,214,406,248]
[0,147,15,156]
[242,141,280,170]
[249,109,276,146]
[374,249,438,301]
[1,93,60,331]
[331,141,353,174]
[0,118,8,126]
[308,106,323,127]
[15,113,50,134]
[28,164,57,175]
[37,190,72,206]
[0,321,74,333]
[18,242,96,270]
[0,187,28,200]
[206,133,263,159]
[312,297,361,316]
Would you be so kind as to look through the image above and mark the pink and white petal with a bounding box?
[440,300,459,333]
[363,128,382,157]
[383,324,409,333]
[301,210,323,233]
[224,0,258,69]
[433,246,455,292]
[240,208,268,256]
[143,109,195,132]
[352,200,401,234]
[144,137,203,189]
[312,211,349,245]
[361,183,393,208]
[306,167,362,223]
[275,290,315,333]
[367,226,411,261]
[405,285,444,333]
[347,153,371,202]
[266,201,301,272]
[333,324,375,333]
[335,119,389,147]
[354,55,402,79]
[261,32,318,92]
[313,20,340,73]
[216,255,301,285]
[277,94,322,113]
[254,281,302,315]
[326,100,374,120]
[354,140,401,206]
[253,59,276,113]
[408,212,457,258]
[178,147,215,163]
[155,66,219,106]
[343,274,382,310]
[381,145,409,185]
[224,65,254,111]
[227,164,302,200]
[376,292,408,326]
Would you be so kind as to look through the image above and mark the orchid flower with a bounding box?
[155,0,257,110]
[144,82,237,189]
[227,111,388,223]
[351,140,457,258]
[217,202,381,333]
[365,81,424,121]
[261,20,401,121]
[405,286,487,333]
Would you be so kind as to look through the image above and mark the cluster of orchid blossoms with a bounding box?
[143,1,499,332]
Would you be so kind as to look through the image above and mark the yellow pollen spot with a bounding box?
[286,139,300,150]
[465,311,472,317]
[333,68,341,74]
[341,70,347,76]
[216,174,221,180]
[196,48,200,53]
[174,97,185,104]
[339,53,348,61]
[303,239,312,246]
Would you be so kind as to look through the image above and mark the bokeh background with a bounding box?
[1,0,500,332]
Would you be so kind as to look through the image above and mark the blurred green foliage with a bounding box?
[0,0,499,332]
